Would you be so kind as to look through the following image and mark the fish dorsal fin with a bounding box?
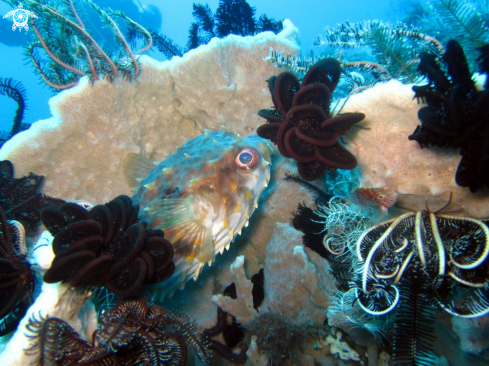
[144,198,214,265]
[123,153,156,187]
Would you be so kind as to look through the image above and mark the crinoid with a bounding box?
[24,297,209,365]
[0,78,30,148]
[314,20,444,84]
[186,0,282,51]
[409,39,489,192]
[0,204,35,336]
[204,307,247,364]
[41,195,175,297]
[257,58,365,181]
[2,0,153,90]
[354,194,489,365]
[0,160,64,233]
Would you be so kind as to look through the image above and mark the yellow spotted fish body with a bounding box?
[128,129,272,296]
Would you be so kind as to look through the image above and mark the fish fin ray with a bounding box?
[123,153,156,187]
[146,198,214,264]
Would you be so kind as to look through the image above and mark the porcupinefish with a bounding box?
[125,128,272,296]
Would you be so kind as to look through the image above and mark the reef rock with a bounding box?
[0,236,97,365]
[213,222,333,326]
[0,21,299,204]
[341,79,489,219]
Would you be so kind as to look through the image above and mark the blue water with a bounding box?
[0,0,426,133]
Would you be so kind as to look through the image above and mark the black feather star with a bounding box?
[0,78,30,148]
[409,39,489,192]
[186,0,282,51]
[0,160,64,233]
[0,204,35,337]
[41,195,175,297]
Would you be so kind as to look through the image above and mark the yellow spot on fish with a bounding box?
[184,153,191,158]
[230,182,238,191]
[235,203,241,213]
[263,181,268,188]
[213,140,218,145]
[221,196,227,204]
[244,220,249,227]
[253,201,258,208]
[245,191,253,200]
[235,134,243,141]
[223,219,230,228]
[262,159,270,167]
[186,251,197,263]
[135,177,144,182]
[266,170,270,181]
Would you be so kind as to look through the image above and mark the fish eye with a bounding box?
[235,148,260,170]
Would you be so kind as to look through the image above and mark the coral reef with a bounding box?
[0,21,299,204]
[409,39,489,192]
[40,195,175,297]
[0,204,35,337]
[131,129,272,296]
[338,79,489,218]
[0,160,64,233]
[24,297,209,365]
[204,307,247,364]
[0,239,97,365]
[257,58,365,181]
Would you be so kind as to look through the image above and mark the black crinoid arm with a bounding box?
[409,39,489,192]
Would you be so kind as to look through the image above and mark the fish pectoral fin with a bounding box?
[123,152,156,187]
[146,198,215,265]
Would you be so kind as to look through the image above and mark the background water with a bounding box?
[0,0,426,134]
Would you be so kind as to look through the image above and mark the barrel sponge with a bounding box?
[341,79,489,219]
[0,20,299,204]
